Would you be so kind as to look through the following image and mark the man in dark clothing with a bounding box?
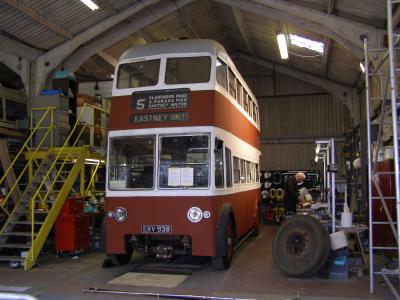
[284,172,305,216]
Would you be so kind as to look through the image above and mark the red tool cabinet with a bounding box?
[55,197,90,252]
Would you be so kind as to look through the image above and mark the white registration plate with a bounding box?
[141,225,172,233]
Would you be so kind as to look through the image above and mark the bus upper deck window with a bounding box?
[165,56,211,84]
[117,59,160,89]
[228,68,236,98]
[108,136,155,190]
[216,59,227,89]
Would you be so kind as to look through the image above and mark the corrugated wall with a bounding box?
[241,70,351,173]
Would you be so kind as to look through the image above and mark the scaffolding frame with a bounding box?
[364,0,400,297]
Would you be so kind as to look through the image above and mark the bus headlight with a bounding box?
[114,207,127,222]
[187,207,203,223]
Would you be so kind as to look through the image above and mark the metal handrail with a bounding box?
[0,107,53,186]
[0,107,55,213]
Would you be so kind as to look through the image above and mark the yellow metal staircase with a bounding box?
[0,104,107,270]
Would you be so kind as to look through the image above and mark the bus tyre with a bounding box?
[108,243,133,266]
[272,215,330,277]
[212,218,234,270]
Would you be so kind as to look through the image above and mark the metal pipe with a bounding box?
[323,156,326,201]
[364,37,374,294]
[326,150,331,215]
[330,138,336,233]
[83,288,255,300]
[386,0,400,285]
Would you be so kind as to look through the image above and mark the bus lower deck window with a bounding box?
[108,136,155,190]
[159,135,210,189]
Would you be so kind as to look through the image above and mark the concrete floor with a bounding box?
[0,225,394,300]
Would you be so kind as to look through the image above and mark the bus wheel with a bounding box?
[212,218,234,270]
[108,243,133,266]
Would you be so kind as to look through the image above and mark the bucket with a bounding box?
[330,231,348,250]
[340,212,353,227]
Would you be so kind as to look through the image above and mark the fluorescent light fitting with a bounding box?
[289,34,324,54]
[277,33,289,60]
[80,0,99,10]
[360,62,365,73]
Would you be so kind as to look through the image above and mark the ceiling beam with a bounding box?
[62,0,195,73]
[38,0,160,71]
[252,0,382,50]
[137,30,153,43]
[0,34,41,61]
[35,0,161,95]
[322,0,335,78]
[3,0,73,38]
[322,38,333,78]
[178,7,201,38]
[234,52,359,123]
[96,0,119,13]
[97,51,117,67]
[232,7,256,56]
[202,0,229,42]
[215,0,383,58]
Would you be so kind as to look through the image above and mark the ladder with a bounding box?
[364,0,400,297]
[0,103,107,270]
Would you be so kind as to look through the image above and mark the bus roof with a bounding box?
[118,39,228,62]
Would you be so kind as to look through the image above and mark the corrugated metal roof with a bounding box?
[0,0,389,87]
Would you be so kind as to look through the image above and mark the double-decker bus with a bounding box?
[106,39,261,269]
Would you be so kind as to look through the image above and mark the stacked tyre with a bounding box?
[272,215,331,277]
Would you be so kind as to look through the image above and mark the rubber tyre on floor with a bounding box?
[212,218,234,270]
[272,215,330,277]
[108,243,133,266]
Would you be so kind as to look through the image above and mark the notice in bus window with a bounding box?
[181,168,194,186]
[168,168,181,186]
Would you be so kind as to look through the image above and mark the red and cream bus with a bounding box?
[106,39,261,269]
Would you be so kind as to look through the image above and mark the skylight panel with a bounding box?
[289,34,324,54]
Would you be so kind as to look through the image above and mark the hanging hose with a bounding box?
[276,188,284,202]
[269,188,277,200]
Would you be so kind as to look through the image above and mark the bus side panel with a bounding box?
[109,91,260,150]
[215,189,260,239]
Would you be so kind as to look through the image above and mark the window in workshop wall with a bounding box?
[5,99,26,121]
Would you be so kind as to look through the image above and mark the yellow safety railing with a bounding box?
[25,103,108,268]
[0,107,55,215]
